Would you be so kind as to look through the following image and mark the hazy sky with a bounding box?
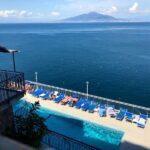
[0,0,150,22]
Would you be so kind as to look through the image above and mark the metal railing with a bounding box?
[0,70,25,105]
[26,80,150,115]
[42,130,99,150]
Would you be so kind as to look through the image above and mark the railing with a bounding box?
[0,70,25,105]
[42,130,99,150]
[14,103,100,150]
[26,80,150,116]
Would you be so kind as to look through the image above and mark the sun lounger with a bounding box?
[137,114,148,128]
[116,108,127,120]
[108,106,116,117]
[40,91,52,100]
[54,93,65,103]
[81,100,91,111]
[75,98,85,109]
[137,118,146,128]
[39,90,48,98]
[32,88,40,95]
[133,115,140,123]
[99,104,107,117]
[53,91,59,96]
[72,93,78,98]
[71,97,78,103]
[61,96,71,105]
[88,103,97,113]
[33,88,44,97]
[39,93,46,97]
[50,91,59,100]
[68,97,78,107]
[125,111,134,122]
[68,101,74,107]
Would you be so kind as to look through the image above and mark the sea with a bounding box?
[0,22,150,107]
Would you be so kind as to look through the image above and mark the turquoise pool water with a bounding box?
[13,99,124,150]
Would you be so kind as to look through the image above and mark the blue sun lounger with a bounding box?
[33,88,44,97]
[125,111,134,122]
[88,103,97,113]
[72,93,78,98]
[32,88,41,95]
[116,108,127,120]
[99,104,107,117]
[137,114,148,128]
[54,93,65,103]
[36,89,46,97]
[81,100,91,111]
[39,91,47,98]
[75,98,84,109]
[40,91,52,100]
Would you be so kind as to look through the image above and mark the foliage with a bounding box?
[4,101,48,148]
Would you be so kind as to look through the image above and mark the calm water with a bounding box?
[13,99,124,150]
[0,23,150,107]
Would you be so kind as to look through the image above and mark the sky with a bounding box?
[0,0,150,22]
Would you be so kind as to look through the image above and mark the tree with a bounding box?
[4,101,48,148]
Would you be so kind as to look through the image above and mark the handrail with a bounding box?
[0,70,25,103]
[26,80,150,113]
[42,129,99,150]
[0,70,24,75]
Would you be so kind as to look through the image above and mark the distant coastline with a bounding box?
[1,11,150,24]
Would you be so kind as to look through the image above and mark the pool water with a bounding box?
[13,99,124,150]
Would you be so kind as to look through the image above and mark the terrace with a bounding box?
[24,81,150,150]
[26,80,150,115]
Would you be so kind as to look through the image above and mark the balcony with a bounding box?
[0,70,25,108]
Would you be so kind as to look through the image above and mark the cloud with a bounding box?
[50,11,60,17]
[111,6,118,12]
[106,6,118,14]
[64,2,118,15]
[19,10,33,17]
[0,10,33,18]
[0,10,16,17]
[129,2,138,13]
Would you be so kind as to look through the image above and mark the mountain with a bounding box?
[60,12,119,23]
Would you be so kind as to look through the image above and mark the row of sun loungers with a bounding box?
[74,98,98,112]
[30,87,149,128]
[116,108,148,128]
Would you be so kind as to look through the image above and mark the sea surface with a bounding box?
[0,22,150,107]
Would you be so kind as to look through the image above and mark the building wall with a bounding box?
[0,104,14,133]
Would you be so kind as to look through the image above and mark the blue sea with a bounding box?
[0,22,150,107]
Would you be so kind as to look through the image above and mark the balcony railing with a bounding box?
[42,129,100,150]
[0,70,25,106]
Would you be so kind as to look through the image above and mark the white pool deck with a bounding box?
[24,93,150,150]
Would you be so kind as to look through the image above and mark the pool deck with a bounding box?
[24,93,150,150]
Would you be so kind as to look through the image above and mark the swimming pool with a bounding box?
[13,99,124,150]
